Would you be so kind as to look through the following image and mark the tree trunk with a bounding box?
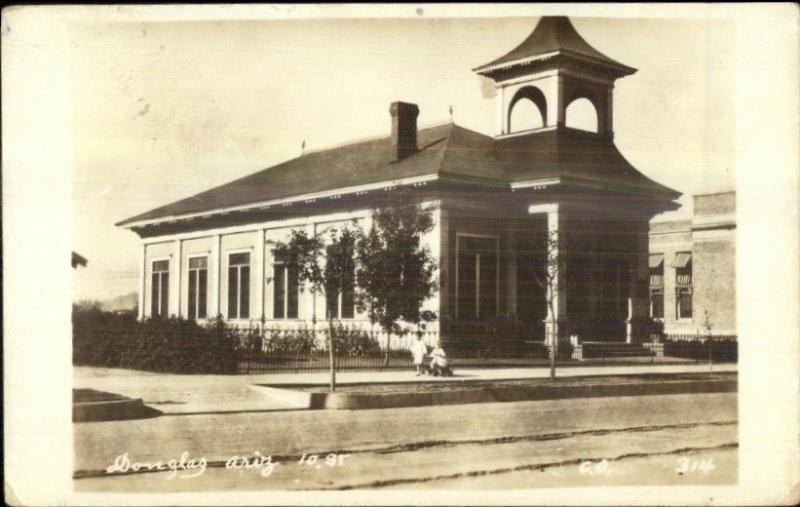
[328,318,336,392]
[548,300,556,380]
[382,331,391,369]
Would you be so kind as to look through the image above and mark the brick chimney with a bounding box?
[390,101,419,162]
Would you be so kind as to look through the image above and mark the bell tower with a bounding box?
[473,16,636,138]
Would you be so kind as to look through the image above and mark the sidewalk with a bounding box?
[73,363,736,416]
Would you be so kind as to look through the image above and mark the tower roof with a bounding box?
[474,16,636,78]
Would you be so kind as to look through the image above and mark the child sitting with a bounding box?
[429,345,453,377]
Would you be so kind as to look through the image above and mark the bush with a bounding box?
[262,326,318,358]
[328,324,383,358]
[663,338,737,362]
[73,307,239,374]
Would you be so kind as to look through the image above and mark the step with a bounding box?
[579,342,656,359]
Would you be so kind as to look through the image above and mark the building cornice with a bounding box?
[474,49,635,80]
[120,173,440,230]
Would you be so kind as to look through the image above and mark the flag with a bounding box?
[449,105,453,119]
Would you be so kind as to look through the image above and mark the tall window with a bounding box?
[649,254,664,319]
[187,256,208,320]
[673,252,693,320]
[325,246,355,320]
[273,250,299,319]
[456,236,499,319]
[228,252,250,319]
[151,260,169,317]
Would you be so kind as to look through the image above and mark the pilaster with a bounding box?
[255,228,266,322]
[627,221,651,342]
[211,234,221,318]
[173,239,182,318]
[138,243,146,320]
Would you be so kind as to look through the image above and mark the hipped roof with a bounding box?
[117,123,680,228]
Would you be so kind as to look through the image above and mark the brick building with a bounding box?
[648,191,736,336]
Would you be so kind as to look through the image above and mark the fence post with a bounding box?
[707,333,713,375]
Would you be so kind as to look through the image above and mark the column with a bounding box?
[505,229,518,315]
[435,208,450,346]
[586,226,600,336]
[138,243,146,320]
[546,73,566,128]
[626,220,651,343]
[497,85,506,136]
[604,85,615,138]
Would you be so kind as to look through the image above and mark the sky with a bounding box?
[70,14,736,302]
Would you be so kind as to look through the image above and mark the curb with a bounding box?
[254,376,736,411]
[73,398,163,423]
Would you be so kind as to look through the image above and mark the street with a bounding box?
[74,392,737,491]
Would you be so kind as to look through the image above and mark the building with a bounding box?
[72,251,88,269]
[648,192,736,336]
[117,16,681,348]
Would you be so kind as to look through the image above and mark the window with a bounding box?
[649,254,664,319]
[151,260,169,317]
[650,289,664,319]
[456,235,499,319]
[272,251,299,319]
[675,262,692,286]
[228,252,250,319]
[187,256,208,320]
[676,287,693,320]
[673,252,692,320]
[325,245,355,320]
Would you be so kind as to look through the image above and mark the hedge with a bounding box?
[73,305,238,374]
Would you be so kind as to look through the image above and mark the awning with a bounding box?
[672,252,692,268]
[648,254,663,269]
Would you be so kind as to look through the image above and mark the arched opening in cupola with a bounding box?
[508,86,547,133]
[565,97,599,133]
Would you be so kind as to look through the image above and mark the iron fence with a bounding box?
[72,309,737,375]
[235,327,738,374]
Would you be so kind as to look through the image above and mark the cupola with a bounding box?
[474,16,636,138]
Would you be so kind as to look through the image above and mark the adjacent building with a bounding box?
[648,191,736,336]
[117,16,683,348]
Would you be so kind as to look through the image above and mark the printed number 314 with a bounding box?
[675,457,715,475]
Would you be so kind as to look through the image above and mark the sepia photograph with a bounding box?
[3,3,799,505]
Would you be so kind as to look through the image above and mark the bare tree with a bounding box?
[532,229,563,380]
